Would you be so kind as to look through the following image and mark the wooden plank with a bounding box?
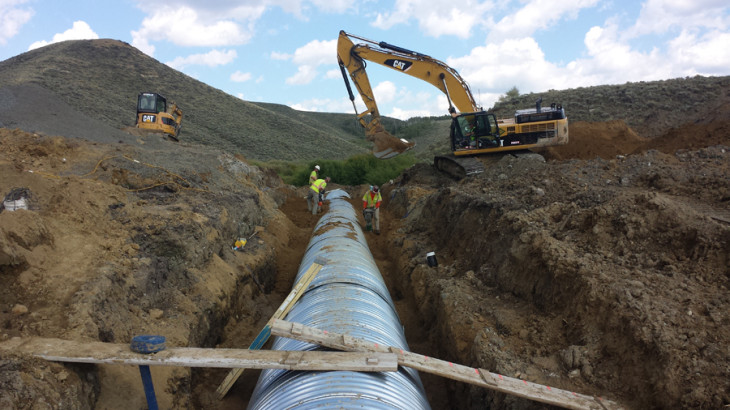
[0,337,396,372]
[270,319,623,410]
[215,258,326,399]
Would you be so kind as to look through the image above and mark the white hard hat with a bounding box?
[315,165,320,171]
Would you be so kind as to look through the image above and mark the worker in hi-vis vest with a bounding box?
[308,177,330,215]
[362,185,382,234]
[309,165,320,185]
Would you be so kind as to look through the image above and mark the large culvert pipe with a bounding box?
[248,189,430,409]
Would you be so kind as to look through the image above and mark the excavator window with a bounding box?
[451,113,501,150]
[156,97,166,114]
[138,93,167,114]
[475,114,499,136]
[138,93,159,113]
[454,116,475,147]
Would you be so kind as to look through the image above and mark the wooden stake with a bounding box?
[270,319,623,410]
[214,258,326,399]
[0,337,396,372]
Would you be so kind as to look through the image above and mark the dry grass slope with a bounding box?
[0,39,369,161]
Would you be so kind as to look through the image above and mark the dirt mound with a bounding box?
[0,127,288,408]
[540,120,647,161]
[636,102,730,154]
[383,145,730,409]
[542,110,730,162]
[0,353,98,409]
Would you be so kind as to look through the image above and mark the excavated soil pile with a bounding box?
[379,120,729,408]
[0,125,293,408]
[1,85,729,410]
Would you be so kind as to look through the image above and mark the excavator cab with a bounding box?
[137,92,165,114]
[135,92,182,140]
[451,112,501,152]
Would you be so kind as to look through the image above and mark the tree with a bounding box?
[498,86,519,102]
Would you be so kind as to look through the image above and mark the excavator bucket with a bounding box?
[368,130,415,159]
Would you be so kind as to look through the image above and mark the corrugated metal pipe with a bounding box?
[248,189,430,409]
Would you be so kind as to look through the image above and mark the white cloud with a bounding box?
[291,39,336,66]
[386,91,449,119]
[325,68,342,79]
[631,0,729,36]
[28,21,98,51]
[354,80,450,119]
[564,23,670,86]
[418,8,480,38]
[448,37,571,103]
[0,0,34,45]
[166,49,237,70]
[131,5,254,56]
[552,3,730,89]
[270,51,291,60]
[388,106,433,120]
[130,1,350,58]
[286,64,317,85]
[230,70,252,82]
[373,81,397,103]
[665,29,730,76]
[372,0,492,38]
[488,0,600,42]
[290,97,353,113]
[285,39,336,84]
[308,0,356,14]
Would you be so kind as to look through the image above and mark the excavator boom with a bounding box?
[338,31,481,115]
[337,31,417,158]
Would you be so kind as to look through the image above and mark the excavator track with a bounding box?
[434,155,484,179]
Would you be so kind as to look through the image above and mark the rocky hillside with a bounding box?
[0,39,369,161]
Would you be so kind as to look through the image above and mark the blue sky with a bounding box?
[2,0,729,119]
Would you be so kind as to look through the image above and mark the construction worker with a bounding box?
[309,165,320,185]
[308,176,330,215]
[362,185,382,234]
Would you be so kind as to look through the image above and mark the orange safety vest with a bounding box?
[310,179,327,193]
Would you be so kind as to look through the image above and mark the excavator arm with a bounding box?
[168,102,183,137]
[339,31,454,158]
[338,30,480,115]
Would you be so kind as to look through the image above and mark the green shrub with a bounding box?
[266,153,416,187]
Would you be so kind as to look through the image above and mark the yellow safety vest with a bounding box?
[362,191,382,208]
[311,179,327,193]
[309,170,318,184]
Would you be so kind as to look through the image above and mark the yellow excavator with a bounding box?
[337,30,569,177]
[135,92,182,140]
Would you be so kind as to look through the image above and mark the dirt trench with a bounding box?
[2,117,729,409]
[187,188,454,409]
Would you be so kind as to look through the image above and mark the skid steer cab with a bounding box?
[135,92,182,140]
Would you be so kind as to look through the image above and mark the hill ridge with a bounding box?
[0,39,368,161]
